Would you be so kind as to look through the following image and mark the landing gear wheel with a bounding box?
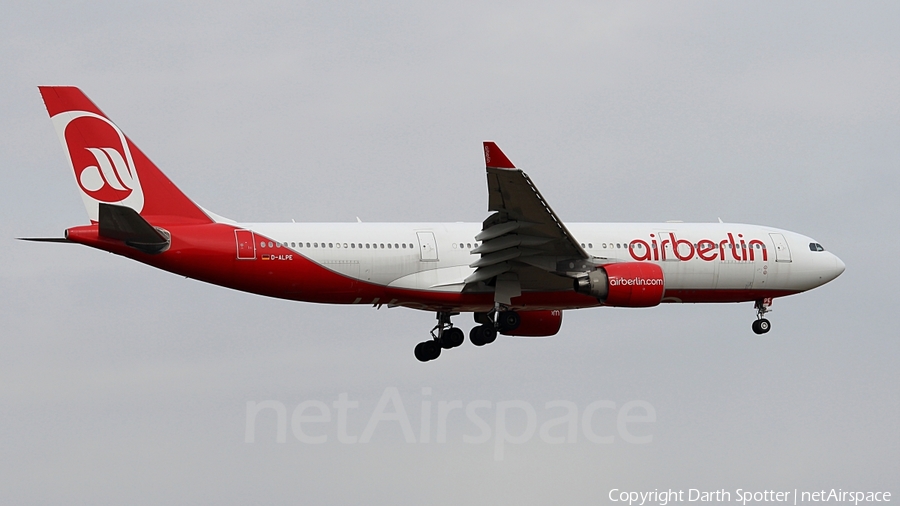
[482,325,497,344]
[752,319,771,335]
[498,311,521,333]
[440,334,454,349]
[442,327,464,348]
[752,299,773,335]
[470,324,497,346]
[415,340,442,361]
[469,326,486,346]
[415,342,430,361]
[425,340,441,359]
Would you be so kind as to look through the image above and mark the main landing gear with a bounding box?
[469,306,519,347]
[752,298,772,335]
[469,324,497,347]
[415,312,465,362]
[415,308,512,362]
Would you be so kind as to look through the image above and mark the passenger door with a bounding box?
[769,233,792,263]
[416,231,439,261]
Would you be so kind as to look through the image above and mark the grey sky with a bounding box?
[1,2,897,504]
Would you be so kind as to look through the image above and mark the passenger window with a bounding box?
[268,242,274,248]
[380,244,385,249]
[260,241,266,248]
[366,244,370,249]
[402,243,407,249]
[306,243,310,248]
[588,243,593,248]
[388,243,392,249]
[314,243,318,248]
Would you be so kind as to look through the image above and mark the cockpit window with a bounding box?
[809,242,825,252]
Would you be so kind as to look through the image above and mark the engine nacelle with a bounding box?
[574,262,665,307]
[499,310,563,337]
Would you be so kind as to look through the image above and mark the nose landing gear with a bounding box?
[752,298,772,335]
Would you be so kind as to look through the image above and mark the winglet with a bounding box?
[483,141,516,169]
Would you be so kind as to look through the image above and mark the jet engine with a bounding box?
[574,262,665,307]
[497,310,563,337]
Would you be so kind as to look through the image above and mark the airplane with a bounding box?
[24,87,845,362]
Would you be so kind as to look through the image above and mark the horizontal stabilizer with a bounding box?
[17,237,72,243]
[98,203,169,254]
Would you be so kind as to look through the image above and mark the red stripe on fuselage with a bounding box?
[65,223,798,311]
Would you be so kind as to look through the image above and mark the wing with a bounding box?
[466,142,597,303]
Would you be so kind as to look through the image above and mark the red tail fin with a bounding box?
[39,86,212,225]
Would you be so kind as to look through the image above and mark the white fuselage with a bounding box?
[242,221,845,299]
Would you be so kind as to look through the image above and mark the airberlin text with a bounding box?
[610,277,664,287]
[629,233,768,263]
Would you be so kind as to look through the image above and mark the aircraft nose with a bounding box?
[814,253,844,287]
[820,253,845,284]
[833,255,846,278]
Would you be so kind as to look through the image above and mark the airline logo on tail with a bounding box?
[50,110,144,216]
